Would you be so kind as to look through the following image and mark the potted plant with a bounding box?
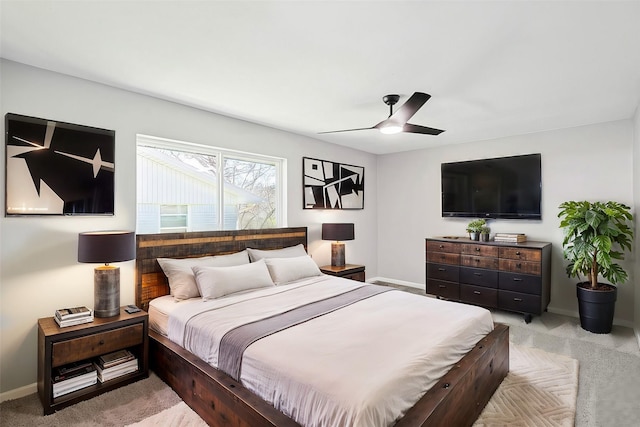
[558,200,633,333]
[466,219,487,241]
[480,225,491,242]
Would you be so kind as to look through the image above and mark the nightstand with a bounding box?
[37,307,149,415]
[320,264,366,282]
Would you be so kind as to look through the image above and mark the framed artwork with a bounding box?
[303,157,364,209]
[5,113,116,216]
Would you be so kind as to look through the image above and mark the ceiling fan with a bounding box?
[319,92,445,136]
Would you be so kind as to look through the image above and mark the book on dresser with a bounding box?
[96,350,138,382]
[494,233,527,243]
[54,306,93,327]
[52,361,97,398]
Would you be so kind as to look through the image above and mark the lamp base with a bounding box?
[331,242,346,267]
[94,266,120,318]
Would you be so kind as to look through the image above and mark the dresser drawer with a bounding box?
[427,279,460,300]
[460,284,497,308]
[498,259,541,276]
[426,251,460,265]
[499,247,541,262]
[52,323,144,367]
[460,267,498,288]
[461,244,499,257]
[461,255,499,270]
[426,263,459,282]
[498,290,541,315]
[426,241,461,254]
[499,272,541,295]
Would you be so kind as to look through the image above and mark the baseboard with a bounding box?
[368,276,424,290]
[0,382,36,403]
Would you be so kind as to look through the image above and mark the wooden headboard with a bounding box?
[135,227,308,310]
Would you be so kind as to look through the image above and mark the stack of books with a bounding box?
[494,233,527,243]
[96,350,138,383]
[54,306,93,328]
[52,361,97,398]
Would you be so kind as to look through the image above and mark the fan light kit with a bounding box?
[320,92,444,136]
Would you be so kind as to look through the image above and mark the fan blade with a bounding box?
[318,126,374,134]
[386,92,431,125]
[403,123,445,135]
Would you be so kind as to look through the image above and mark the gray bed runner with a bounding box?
[218,284,393,381]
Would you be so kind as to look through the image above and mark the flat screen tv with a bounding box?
[5,113,115,216]
[441,153,541,220]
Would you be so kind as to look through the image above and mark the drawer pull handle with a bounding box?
[438,268,446,271]
[516,251,521,256]
[473,291,481,295]
[99,339,105,345]
[516,263,522,269]
[439,245,444,249]
[512,278,523,282]
[438,285,446,288]
[514,298,523,302]
[475,259,480,263]
[473,272,483,276]
[475,247,481,252]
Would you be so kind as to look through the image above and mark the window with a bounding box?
[136,135,285,234]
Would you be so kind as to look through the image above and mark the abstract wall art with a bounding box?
[303,157,364,209]
[5,113,116,215]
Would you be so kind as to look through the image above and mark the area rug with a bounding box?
[474,343,579,427]
[127,343,579,427]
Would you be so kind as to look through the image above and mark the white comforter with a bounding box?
[167,276,494,427]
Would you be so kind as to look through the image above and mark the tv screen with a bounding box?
[5,113,115,215]
[441,154,541,220]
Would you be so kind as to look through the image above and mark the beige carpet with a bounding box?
[0,343,577,426]
[474,343,579,427]
[124,343,579,427]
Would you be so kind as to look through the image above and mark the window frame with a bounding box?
[136,134,287,232]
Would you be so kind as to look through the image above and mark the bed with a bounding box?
[136,227,509,427]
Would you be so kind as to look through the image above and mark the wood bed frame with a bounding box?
[136,227,509,427]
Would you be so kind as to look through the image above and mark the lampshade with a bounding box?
[78,231,135,264]
[322,223,355,242]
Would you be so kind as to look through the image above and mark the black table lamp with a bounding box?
[78,231,135,318]
[322,223,354,267]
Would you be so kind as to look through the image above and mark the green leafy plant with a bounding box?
[465,219,487,233]
[558,200,633,290]
[480,225,491,234]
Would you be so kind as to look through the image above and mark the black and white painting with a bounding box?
[303,157,364,209]
[5,113,115,215]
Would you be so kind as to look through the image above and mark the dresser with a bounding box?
[425,237,551,323]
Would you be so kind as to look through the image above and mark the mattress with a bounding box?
[160,276,494,427]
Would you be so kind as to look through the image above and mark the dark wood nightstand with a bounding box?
[37,307,149,415]
[320,264,366,282]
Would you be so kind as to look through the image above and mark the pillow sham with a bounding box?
[157,250,250,300]
[192,259,275,301]
[264,255,322,285]
[247,244,307,262]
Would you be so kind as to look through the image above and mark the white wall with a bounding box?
[634,104,640,339]
[0,60,377,394]
[377,121,636,324]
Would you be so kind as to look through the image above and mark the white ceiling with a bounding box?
[2,1,640,155]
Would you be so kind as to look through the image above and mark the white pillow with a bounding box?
[264,255,322,285]
[157,250,250,300]
[247,244,307,262]
[192,259,275,301]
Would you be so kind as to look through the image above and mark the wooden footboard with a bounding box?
[150,324,509,427]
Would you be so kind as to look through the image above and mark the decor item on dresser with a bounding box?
[465,219,487,241]
[494,233,527,243]
[480,225,491,242]
[5,113,115,215]
[558,200,633,334]
[303,157,364,209]
[78,231,135,317]
[322,222,355,267]
[425,237,551,323]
